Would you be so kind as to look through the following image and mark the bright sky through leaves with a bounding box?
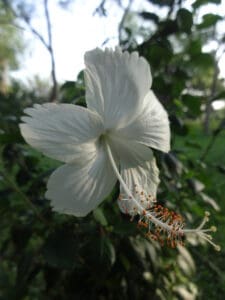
[11,0,225,83]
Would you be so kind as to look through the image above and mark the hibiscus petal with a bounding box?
[84,47,152,129]
[106,135,160,215]
[20,103,104,163]
[118,156,160,216]
[115,90,170,153]
[45,143,117,217]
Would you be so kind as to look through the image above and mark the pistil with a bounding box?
[105,142,220,250]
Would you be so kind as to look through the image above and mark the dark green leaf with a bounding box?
[82,236,116,269]
[147,0,174,6]
[200,192,220,211]
[212,90,225,100]
[148,42,173,68]
[187,39,202,56]
[197,13,222,29]
[187,178,205,193]
[60,80,84,103]
[139,12,159,23]
[164,153,183,175]
[42,228,78,269]
[182,94,202,116]
[177,9,193,33]
[191,53,214,69]
[217,165,225,174]
[0,132,23,144]
[192,0,221,9]
[170,115,189,135]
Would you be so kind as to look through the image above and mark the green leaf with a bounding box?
[170,115,189,136]
[212,90,225,100]
[177,9,193,33]
[187,178,205,193]
[197,13,223,29]
[42,228,78,269]
[200,192,220,211]
[182,94,202,116]
[82,236,116,269]
[139,12,159,23]
[0,132,23,144]
[147,0,174,6]
[192,0,221,9]
[164,153,183,175]
[148,41,173,68]
[100,237,116,267]
[191,53,214,69]
[217,165,225,174]
[60,80,84,103]
[187,39,202,56]
[177,246,195,276]
[93,207,108,226]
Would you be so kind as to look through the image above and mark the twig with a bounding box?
[118,0,133,46]
[44,0,58,102]
[167,0,176,18]
[93,0,107,16]
[2,0,58,102]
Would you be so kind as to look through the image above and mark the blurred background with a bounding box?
[0,0,225,299]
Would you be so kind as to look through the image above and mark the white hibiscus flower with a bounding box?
[20,48,219,250]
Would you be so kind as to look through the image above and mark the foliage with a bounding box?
[0,1,24,70]
[1,0,225,299]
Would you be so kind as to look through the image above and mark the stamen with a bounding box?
[105,142,219,250]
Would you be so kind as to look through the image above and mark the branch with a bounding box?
[2,0,50,50]
[93,0,107,16]
[27,20,50,50]
[2,0,57,102]
[118,0,133,46]
[44,0,58,102]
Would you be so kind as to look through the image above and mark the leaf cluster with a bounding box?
[1,0,225,299]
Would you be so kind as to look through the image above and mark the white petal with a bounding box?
[46,143,117,217]
[118,155,160,216]
[84,47,152,129]
[107,134,159,215]
[20,103,104,163]
[115,90,170,152]
[108,133,154,168]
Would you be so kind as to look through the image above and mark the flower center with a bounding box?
[99,129,112,143]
